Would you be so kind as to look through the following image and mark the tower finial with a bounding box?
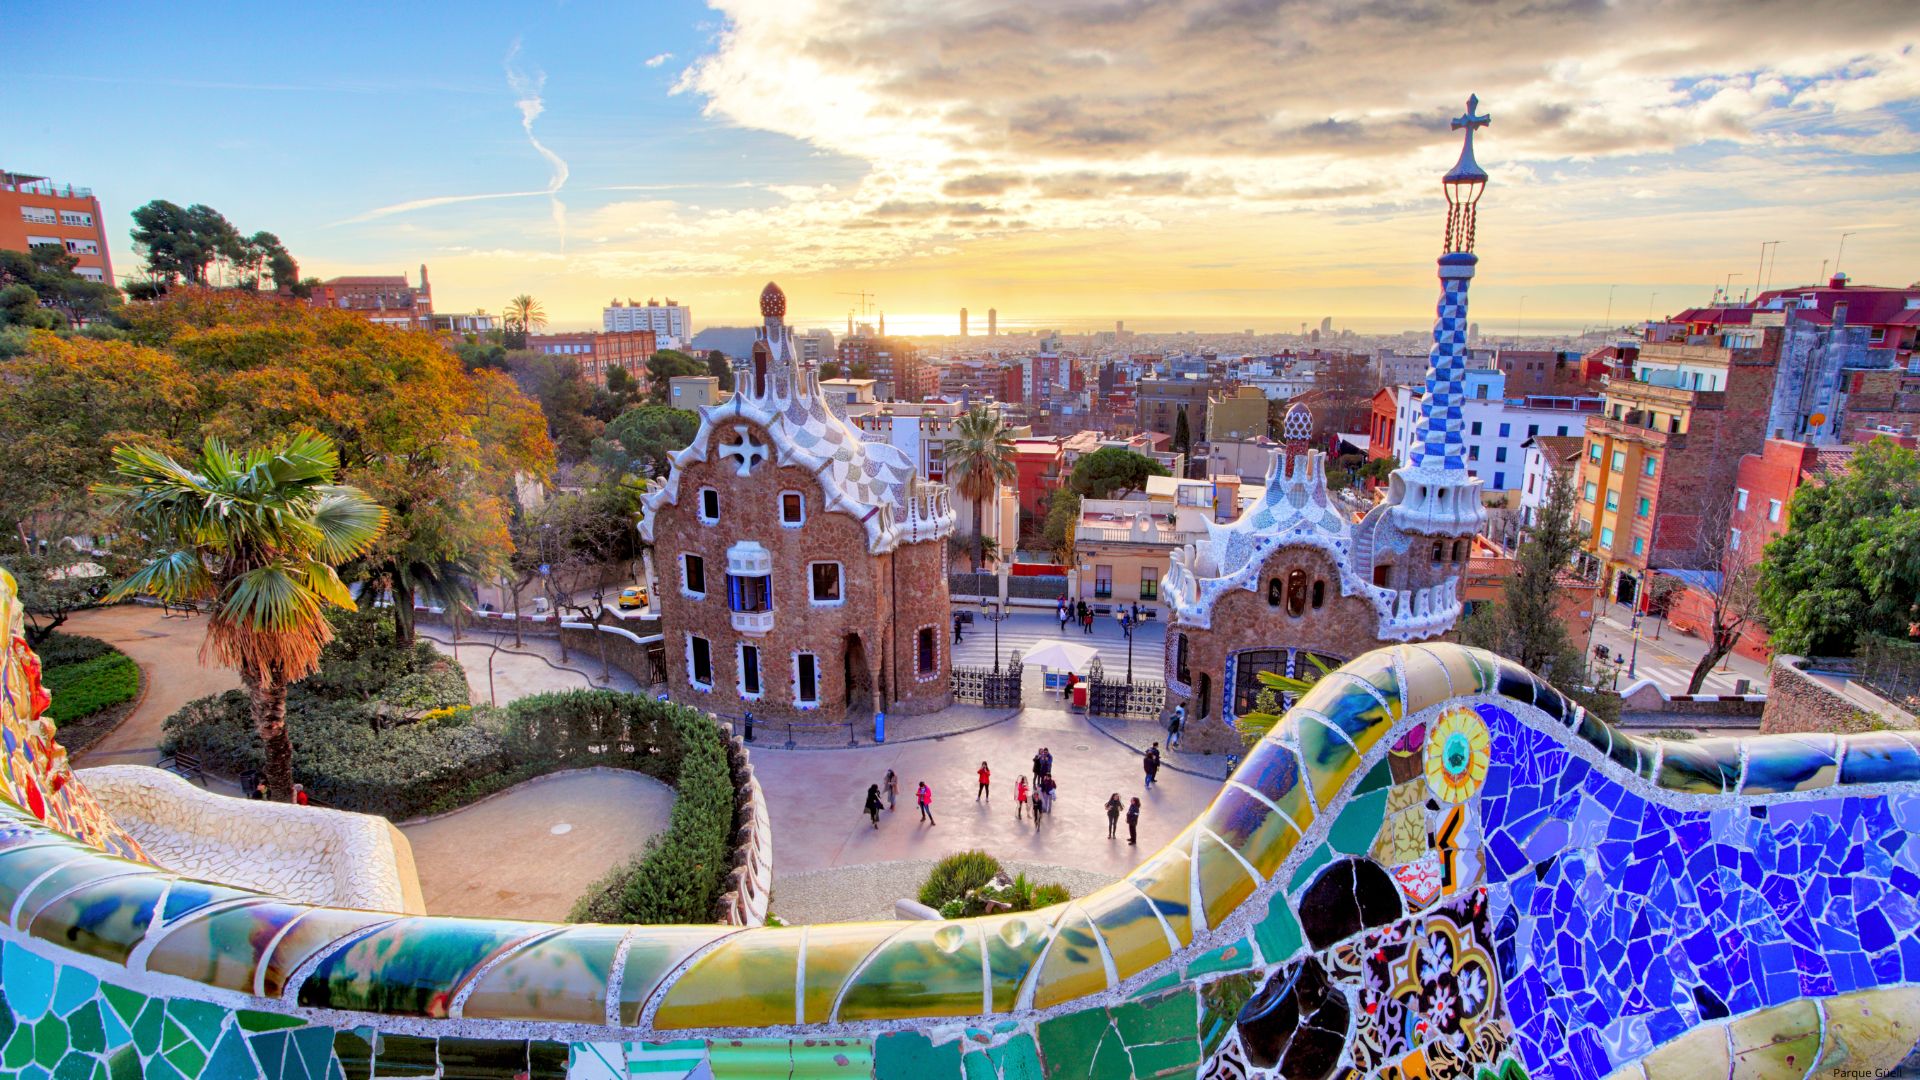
[759,281,787,320]
[1441,94,1491,255]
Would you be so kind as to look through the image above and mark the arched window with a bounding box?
[1452,539,1467,562]
[1267,577,1283,607]
[1286,568,1308,616]
[751,341,769,396]
[1432,541,1445,563]
[1311,579,1325,609]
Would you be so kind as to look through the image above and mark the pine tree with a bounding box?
[1172,406,1191,457]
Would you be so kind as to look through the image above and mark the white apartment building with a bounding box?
[1389,369,1601,501]
[604,298,691,349]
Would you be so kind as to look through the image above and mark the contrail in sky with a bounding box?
[505,37,569,250]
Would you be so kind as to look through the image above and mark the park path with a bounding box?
[399,769,674,921]
[65,605,241,771]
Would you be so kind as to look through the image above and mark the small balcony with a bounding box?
[731,610,775,636]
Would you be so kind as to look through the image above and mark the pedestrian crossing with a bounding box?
[1602,655,1746,697]
[949,611,1166,674]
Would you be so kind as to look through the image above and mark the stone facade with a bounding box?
[641,283,956,722]
[1761,654,1917,734]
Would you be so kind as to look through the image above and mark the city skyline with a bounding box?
[6,1,1919,331]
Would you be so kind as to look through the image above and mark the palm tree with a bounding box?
[505,294,547,334]
[943,407,1017,571]
[94,433,387,801]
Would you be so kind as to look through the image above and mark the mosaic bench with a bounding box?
[1,569,1917,1080]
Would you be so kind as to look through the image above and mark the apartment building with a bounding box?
[1135,375,1226,440]
[307,266,433,330]
[1,169,114,283]
[838,335,930,402]
[1576,330,1782,608]
[604,298,691,349]
[1387,369,1601,500]
[526,329,658,387]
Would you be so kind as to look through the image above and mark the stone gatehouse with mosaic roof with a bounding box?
[640,282,957,722]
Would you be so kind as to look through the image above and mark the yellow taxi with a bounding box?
[617,586,649,610]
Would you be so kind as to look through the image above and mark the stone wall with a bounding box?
[77,764,426,913]
[1762,653,1917,733]
[714,737,772,926]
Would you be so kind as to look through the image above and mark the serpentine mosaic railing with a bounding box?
[1,568,1918,1079]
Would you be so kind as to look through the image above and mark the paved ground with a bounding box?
[419,627,644,703]
[952,609,1166,681]
[1583,602,1769,697]
[752,695,1219,896]
[65,605,242,771]
[399,769,674,920]
[774,858,1122,925]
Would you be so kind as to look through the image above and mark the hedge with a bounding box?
[37,632,117,668]
[567,699,736,924]
[44,650,141,725]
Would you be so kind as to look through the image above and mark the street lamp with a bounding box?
[978,569,1012,673]
[1628,607,1643,678]
[1113,608,1135,683]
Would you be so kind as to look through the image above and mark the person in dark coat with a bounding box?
[1105,792,1123,838]
[1126,797,1142,845]
[1144,743,1161,788]
[864,784,884,828]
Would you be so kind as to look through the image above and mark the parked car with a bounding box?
[618,586,649,610]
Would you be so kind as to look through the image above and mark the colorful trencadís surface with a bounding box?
[0,569,1917,1078]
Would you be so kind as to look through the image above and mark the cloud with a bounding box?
[645,52,674,67]
[505,37,570,249]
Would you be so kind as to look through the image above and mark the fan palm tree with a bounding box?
[943,407,1017,571]
[505,294,547,333]
[94,433,387,801]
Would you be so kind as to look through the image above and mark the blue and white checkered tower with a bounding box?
[1387,95,1492,537]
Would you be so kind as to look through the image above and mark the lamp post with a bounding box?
[978,569,1012,673]
[1628,607,1643,678]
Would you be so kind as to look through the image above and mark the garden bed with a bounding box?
[39,633,143,756]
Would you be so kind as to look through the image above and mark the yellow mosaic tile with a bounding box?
[979,906,1065,1013]
[459,925,629,1024]
[1030,905,1110,1010]
[799,922,903,1023]
[1819,987,1920,1071]
[616,926,744,1025]
[1202,784,1301,881]
[1080,884,1173,983]
[1395,644,1454,714]
[1726,997,1823,1078]
[1296,715,1363,809]
[654,926,804,1029]
[1127,838,1195,947]
[836,920,987,1022]
[1194,829,1260,931]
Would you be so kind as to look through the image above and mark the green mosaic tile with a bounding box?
[1183,938,1252,978]
[1253,899,1303,965]
[128,1002,163,1059]
[332,1029,373,1080]
[1287,843,1333,894]
[50,1051,90,1080]
[143,1059,189,1080]
[236,1013,305,1035]
[1110,987,1198,1050]
[526,1041,567,1080]
[4,1022,35,1069]
[1355,758,1392,795]
[201,1028,260,1080]
[97,990,143,1031]
[435,1038,525,1080]
[31,1014,67,1070]
[1197,974,1256,1059]
[1129,972,1181,999]
[960,1051,996,1080]
[49,970,97,1019]
[164,1000,226,1051]
[654,928,802,1030]
[1034,1008,1106,1080]
[22,1063,53,1080]
[1294,715,1362,810]
[370,1033,437,1078]
[1327,786,1389,856]
[63,1006,101,1057]
[96,1005,128,1054]
[706,1039,793,1078]
[301,920,556,1018]
[873,1030,960,1079]
[1126,1036,1200,1078]
[789,1038,870,1077]
[247,1031,297,1080]
[984,1033,1043,1080]
[104,1047,138,1080]
[159,1017,208,1077]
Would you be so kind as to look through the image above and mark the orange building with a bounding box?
[1,169,115,284]
[527,330,659,387]
[306,265,433,330]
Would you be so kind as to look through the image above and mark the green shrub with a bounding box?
[45,651,140,724]
[37,632,116,669]
[567,700,737,924]
[918,850,1003,908]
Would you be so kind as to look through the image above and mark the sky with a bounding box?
[5,1,1920,334]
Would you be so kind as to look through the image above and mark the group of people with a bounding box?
[1055,596,1146,639]
[859,748,1152,842]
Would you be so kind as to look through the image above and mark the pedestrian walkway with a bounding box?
[418,627,644,703]
[952,609,1165,679]
[1581,605,1768,697]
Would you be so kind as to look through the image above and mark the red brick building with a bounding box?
[307,265,433,330]
[527,330,659,387]
[1011,438,1065,521]
[1366,387,1398,467]
[641,283,957,722]
[1,169,114,284]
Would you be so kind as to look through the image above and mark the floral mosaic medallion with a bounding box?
[1424,707,1490,804]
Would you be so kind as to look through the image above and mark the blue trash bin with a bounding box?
[874,710,886,744]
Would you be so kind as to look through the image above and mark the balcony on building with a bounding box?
[726,541,775,636]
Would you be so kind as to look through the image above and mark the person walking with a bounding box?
[863,784,884,829]
[1031,748,1046,783]
[1144,743,1161,788]
[976,761,991,801]
[1105,792,1123,839]
[953,611,965,643]
[884,769,899,811]
[1015,775,1030,820]
[1040,772,1057,815]
[1126,797,1142,845]
[1030,784,1046,828]
[1082,608,1095,636]
[916,781,936,825]
[1167,704,1186,749]
[1040,747,1053,780]
[1058,596,1070,630]
[1076,599,1088,626]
